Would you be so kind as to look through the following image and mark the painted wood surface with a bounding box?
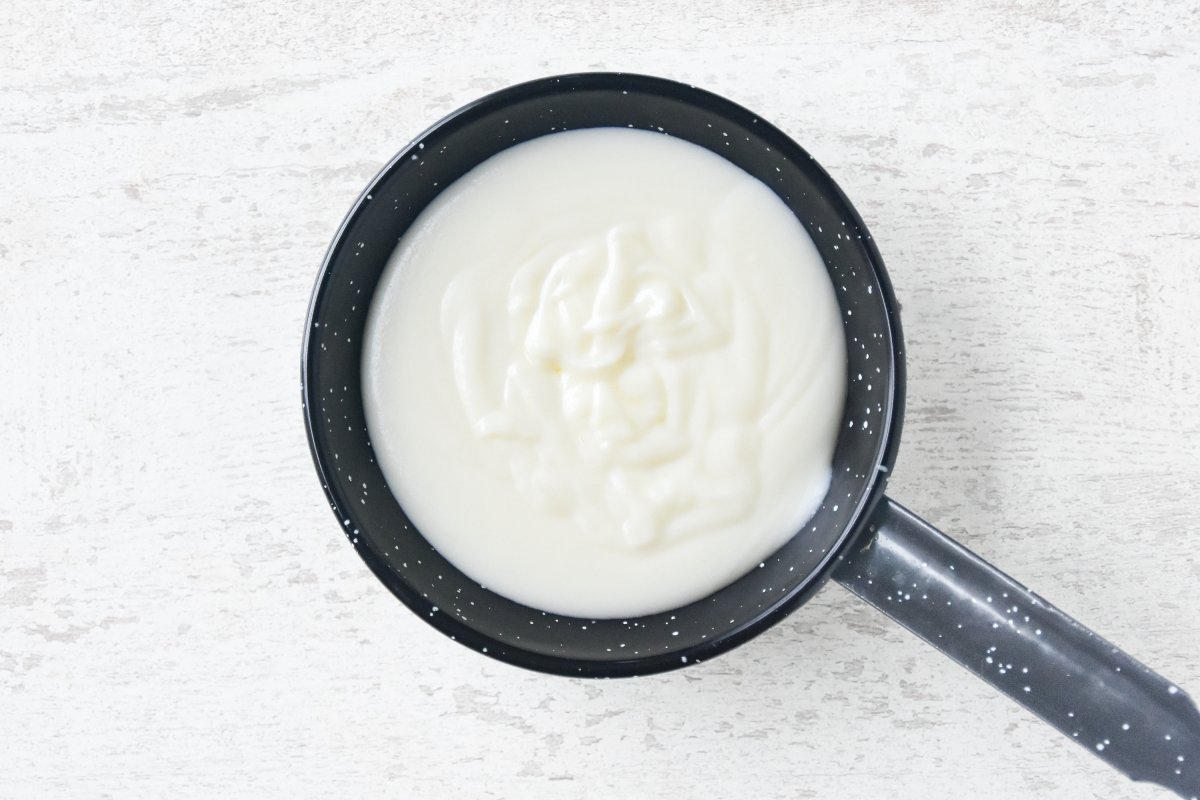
[2,2,1197,797]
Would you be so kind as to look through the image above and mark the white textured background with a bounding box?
[2,2,1198,798]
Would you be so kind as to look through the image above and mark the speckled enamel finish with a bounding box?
[302,72,1198,798]
[838,501,1199,798]
[303,73,904,676]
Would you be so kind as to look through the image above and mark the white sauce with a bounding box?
[363,128,846,618]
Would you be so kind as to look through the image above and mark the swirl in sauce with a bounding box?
[443,220,770,551]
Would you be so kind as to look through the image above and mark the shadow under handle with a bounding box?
[832,498,1199,799]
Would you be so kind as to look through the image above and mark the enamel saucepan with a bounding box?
[302,73,1198,797]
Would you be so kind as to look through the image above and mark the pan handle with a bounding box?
[833,497,1199,799]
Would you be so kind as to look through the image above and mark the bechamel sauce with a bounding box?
[363,128,846,618]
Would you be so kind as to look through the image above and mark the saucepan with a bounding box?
[301,72,1197,797]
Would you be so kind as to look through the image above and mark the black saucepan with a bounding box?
[302,73,1198,798]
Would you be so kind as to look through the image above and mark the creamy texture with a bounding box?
[363,128,846,618]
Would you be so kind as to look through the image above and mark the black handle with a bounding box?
[833,498,1199,799]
